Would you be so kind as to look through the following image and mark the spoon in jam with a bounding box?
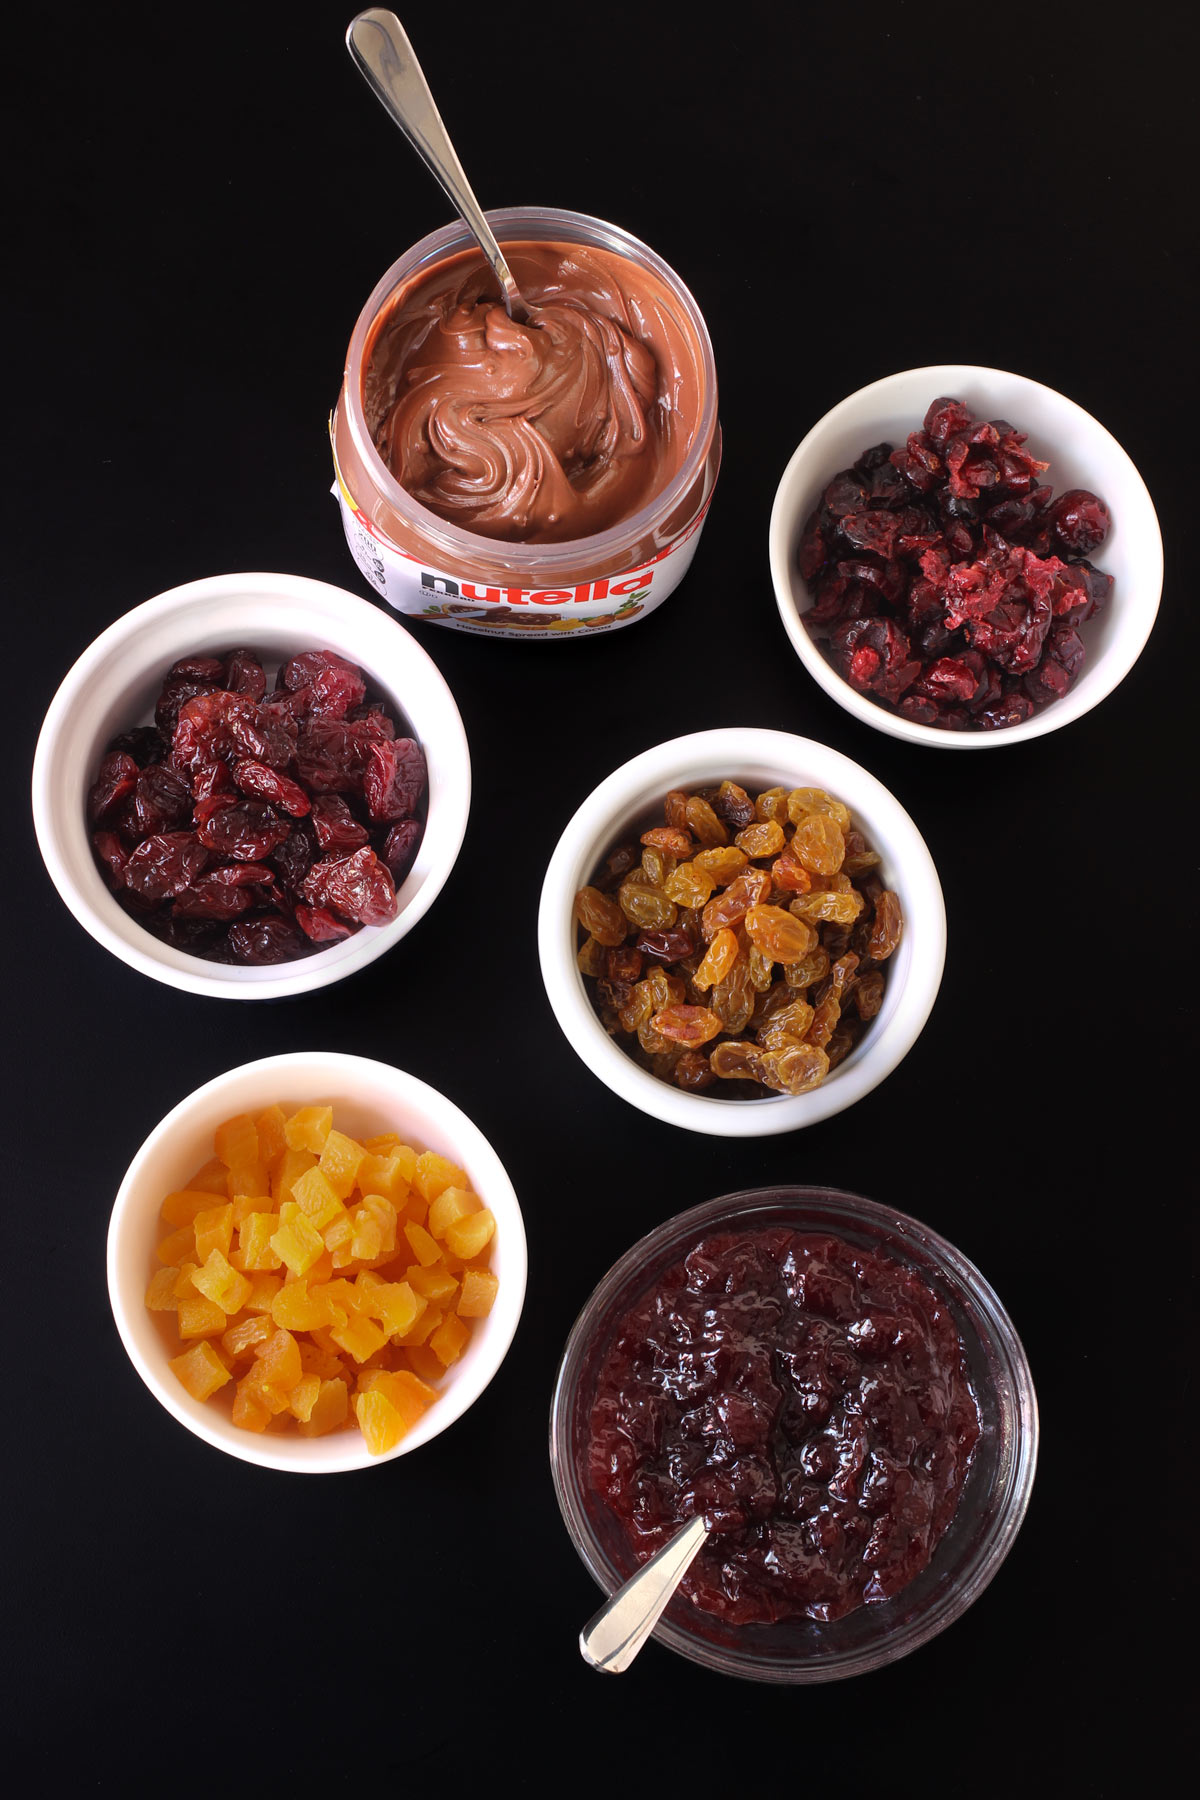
[346,9,536,326]
[579,1515,709,1673]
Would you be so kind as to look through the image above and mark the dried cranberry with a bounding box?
[1048,488,1111,555]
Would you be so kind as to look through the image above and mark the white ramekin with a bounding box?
[538,728,945,1136]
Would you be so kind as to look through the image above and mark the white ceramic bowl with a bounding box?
[107,1052,527,1473]
[32,572,471,997]
[769,365,1163,747]
[538,728,945,1136]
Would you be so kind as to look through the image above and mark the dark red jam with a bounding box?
[587,1228,981,1624]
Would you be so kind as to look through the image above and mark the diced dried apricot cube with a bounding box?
[161,1189,225,1229]
[283,1105,333,1154]
[215,1114,259,1170]
[173,1262,199,1299]
[403,1221,442,1268]
[299,1378,349,1437]
[231,1190,272,1228]
[299,1340,348,1382]
[413,1151,469,1204]
[270,1204,325,1276]
[457,1268,499,1318]
[323,1213,356,1263]
[288,1374,322,1423]
[291,1166,345,1231]
[349,1207,384,1264]
[318,1129,367,1200]
[363,1132,401,1155]
[330,1311,388,1364]
[398,1305,442,1347]
[253,1327,303,1394]
[356,1148,414,1207]
[354,1388,408,1456]
[360,1278,425,1339]
[243,1273,282,1313]
[271,1145,317,1207]
[358,1367,436,1430]
[193,1203,234,1262]
[191,1249,252,1316]
[359,1194,397,1254]
[255,1104,288,1169]
[429,1313,470,1367]
[222,1314,273,1359]
[444,1208,496,1261]
[145,1267,182,1312]
[183,1156,231,1197]
[427,1186,478,1241]
[169,1340,231,1401]
[177,1294,227,1339]
[232,1379,272,1432]
[156,1225,197,1268]
[404,1344,445,1383]
[238,1212,282,1272]
[271,1279,341,1332]
[407,1263,459,1306]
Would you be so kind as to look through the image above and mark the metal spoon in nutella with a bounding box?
[346,10,536,326]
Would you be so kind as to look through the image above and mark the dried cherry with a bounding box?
[85,646,428,963]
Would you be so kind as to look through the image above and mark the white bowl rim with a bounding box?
[106,1051,528,1473]
[31,571,471,997]
[538,727,946,1137]
[768,363,1164,749]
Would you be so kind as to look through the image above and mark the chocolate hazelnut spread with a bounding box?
[363,241,705,544]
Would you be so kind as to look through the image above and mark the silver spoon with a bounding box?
[579,1515,710,1673]
[345,9,535,326]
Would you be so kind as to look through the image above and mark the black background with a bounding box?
[6,0,1191,1788]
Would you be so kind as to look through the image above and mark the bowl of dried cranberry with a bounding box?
[32,573,470,997]
[769,366,1162,745]
[550,1185,1038,1681]
[538,728,945,1136]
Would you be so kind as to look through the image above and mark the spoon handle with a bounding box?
[345,10,532,323]
[579,1515,709,1674]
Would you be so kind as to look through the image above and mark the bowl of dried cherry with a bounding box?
[32,573,470,997]
[769,366,1162,745]
[538,728,945,1135]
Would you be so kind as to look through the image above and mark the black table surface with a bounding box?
[6,2,1191,1786]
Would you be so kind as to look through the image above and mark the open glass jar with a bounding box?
[331,207,720,638]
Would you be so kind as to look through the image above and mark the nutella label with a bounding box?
[330,429,711,639]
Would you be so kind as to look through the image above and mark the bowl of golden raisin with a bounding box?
[538,729,945,1136]
[107,1052,527,1471]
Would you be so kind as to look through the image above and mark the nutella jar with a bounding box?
[331,207,720,638]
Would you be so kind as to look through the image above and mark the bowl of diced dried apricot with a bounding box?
[539,729,946,1136]
[107,1052,527,1471]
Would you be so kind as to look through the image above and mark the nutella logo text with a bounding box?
[419,570,655,607]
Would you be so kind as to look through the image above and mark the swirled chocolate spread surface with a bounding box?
[363,241,705,544]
